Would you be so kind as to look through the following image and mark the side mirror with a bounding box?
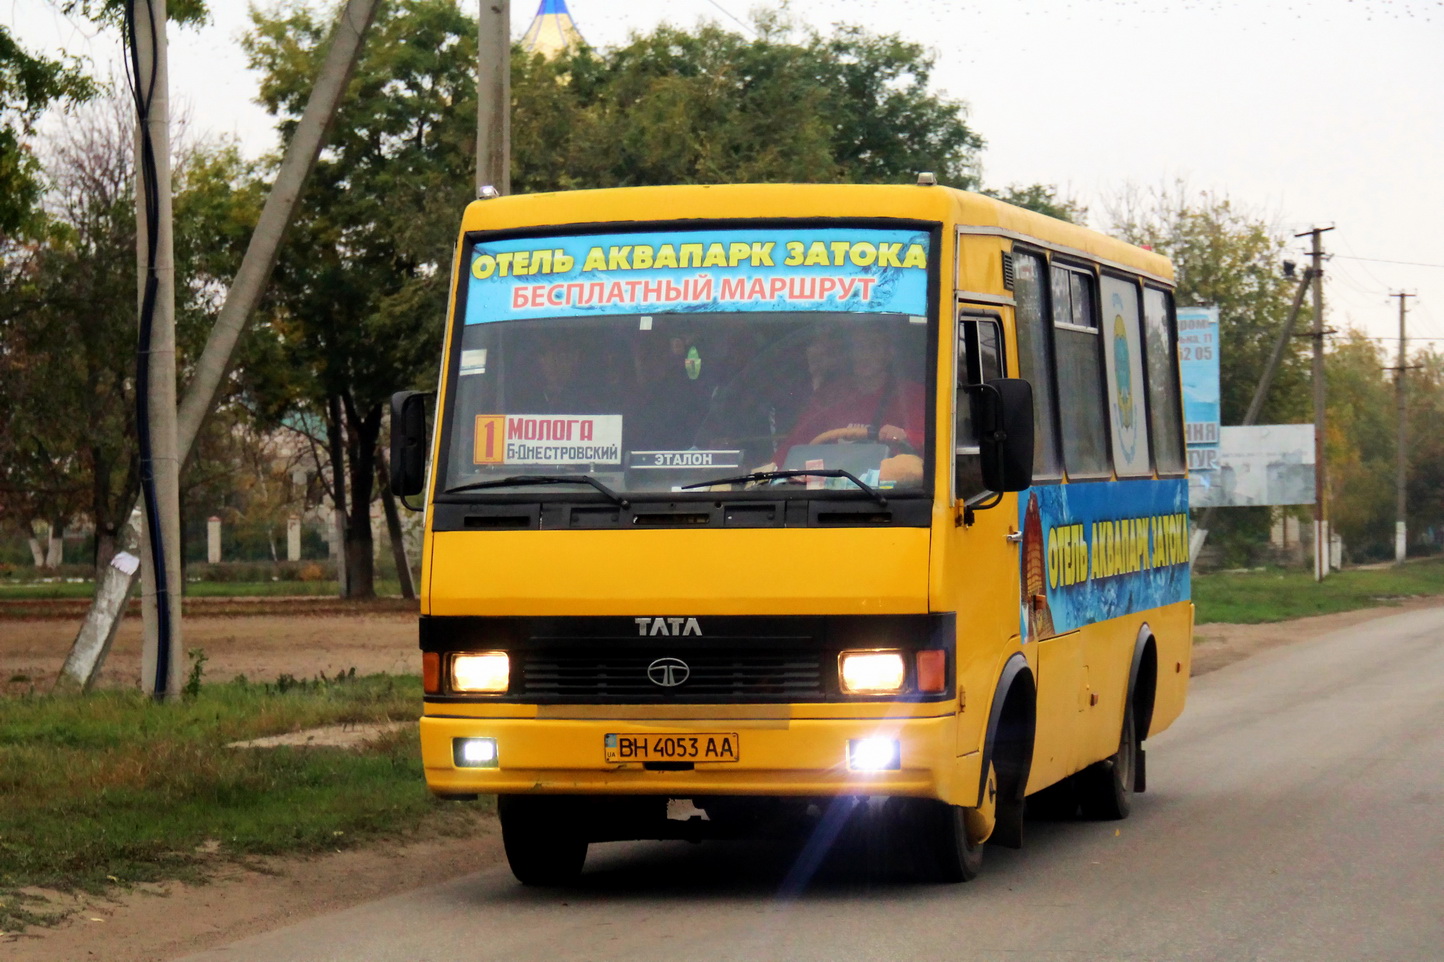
[390,390,429,500]
[976,378,1034,493]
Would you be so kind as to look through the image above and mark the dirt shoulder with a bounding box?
[3,596,1441,960]
[0,598,419,692]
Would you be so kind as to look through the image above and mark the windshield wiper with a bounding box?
[445,474,630,508]
[681,469,887,506]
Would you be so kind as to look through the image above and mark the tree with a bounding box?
[1107,184,1312,563]
[1324,331,1396,560]
[512,18,985,192]
[244,0,473,598]
[0,98,256,574]
[984,184,1086,224]
[1403,347,1444,552]
[0,26,96,237]
[242,4,998,596]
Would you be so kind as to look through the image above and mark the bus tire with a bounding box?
[1077,701,1137,821]
[915,800,983,883]
[499,796,588,886]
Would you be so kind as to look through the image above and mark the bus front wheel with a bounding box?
[1077,702,1137,821]
[499,795,589,886]
[909,762,994,882]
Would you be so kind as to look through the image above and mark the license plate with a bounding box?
[604,732,739,763]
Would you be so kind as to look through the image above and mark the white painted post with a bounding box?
[57,552,141,691]
[207,516,221,564]
[287,515,302,562]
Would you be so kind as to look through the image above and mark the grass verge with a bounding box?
[0,673,488,932]
[1194,557,1444,623]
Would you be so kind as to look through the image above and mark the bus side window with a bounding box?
[1052,264,1111,478]
[1013,251,1062,479]
[1101,275,1152,478]
[1143,287,1187,474]
[955,314,1004,499]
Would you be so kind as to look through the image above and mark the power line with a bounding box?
[1334,254,1444,269]
[705,0,755,35]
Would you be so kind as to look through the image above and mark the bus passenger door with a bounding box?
[949,308,1023,759]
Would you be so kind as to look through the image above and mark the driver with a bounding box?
[771,324,925,471]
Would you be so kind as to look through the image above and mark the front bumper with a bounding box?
[420,712,980,806]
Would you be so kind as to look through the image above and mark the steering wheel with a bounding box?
[809,424,918,457]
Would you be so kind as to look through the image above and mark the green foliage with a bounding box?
[0,674,488,931]
[985,183,1087,224]
[1324,332,1396,558]
[1108,185,1312,561]
[0,99,258,569]
[1402,348,1444,546]
[243,0,482,598]
[59,0,211,29]
[0,26,98,237]
[1194,558,1444,624]
[1109,184,1309,428]
[182,647,208,698]
[512,19,983,191]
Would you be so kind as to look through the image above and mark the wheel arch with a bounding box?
[1130,623,1159,740]
[981,652,1036,808]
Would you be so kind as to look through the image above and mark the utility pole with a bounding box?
[477,0,511,195]
[131,0,183,699]
[1298,226,1334,582]
[1392,291,1415,565]
[61,0,383,692]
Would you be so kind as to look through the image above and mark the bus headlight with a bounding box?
[839,650,905,694]
[451,652,510,693]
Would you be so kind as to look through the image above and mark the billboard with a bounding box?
[1178,307,1221,480]
[1189,424,1316,508]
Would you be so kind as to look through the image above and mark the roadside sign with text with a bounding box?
[1178,307,1221,490]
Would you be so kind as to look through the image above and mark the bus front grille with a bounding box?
[519,650,826,702]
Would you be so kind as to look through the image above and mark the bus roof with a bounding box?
[459,183,1173,283]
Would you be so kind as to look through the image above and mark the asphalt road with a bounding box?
[179,606,1444,962]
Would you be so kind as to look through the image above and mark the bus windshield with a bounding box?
[442,310,930,496]
[440,224,936,499]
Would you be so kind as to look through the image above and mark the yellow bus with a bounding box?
[390,179,1193,885]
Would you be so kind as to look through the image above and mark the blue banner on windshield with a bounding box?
[463,227,931,324]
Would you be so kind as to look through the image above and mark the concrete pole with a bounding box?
[132,0,184,699]
[1298,226,1334,582]
[287,515,302,562]
[1393,292,1414,564]
[61,0,383,692]
[477,0,511,195]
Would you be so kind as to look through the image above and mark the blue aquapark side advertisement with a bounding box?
[1017,478,1191,643]
[463,227,932,324]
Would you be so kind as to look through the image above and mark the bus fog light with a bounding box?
[839,650,905,694]
[454,737,499,768]
[847,738,900,772]
[451,652,509,693]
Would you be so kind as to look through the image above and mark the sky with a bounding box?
[8,0,1444,347]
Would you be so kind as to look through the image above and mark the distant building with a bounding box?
[521,0,586,58]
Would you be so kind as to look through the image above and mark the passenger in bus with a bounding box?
[771,324,925,480]
[624,331,717,450]
[510,340,610,413]
[766,325,849,445]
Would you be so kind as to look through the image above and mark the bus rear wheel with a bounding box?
[499,795,589,886]
[1077,703,1137,821]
